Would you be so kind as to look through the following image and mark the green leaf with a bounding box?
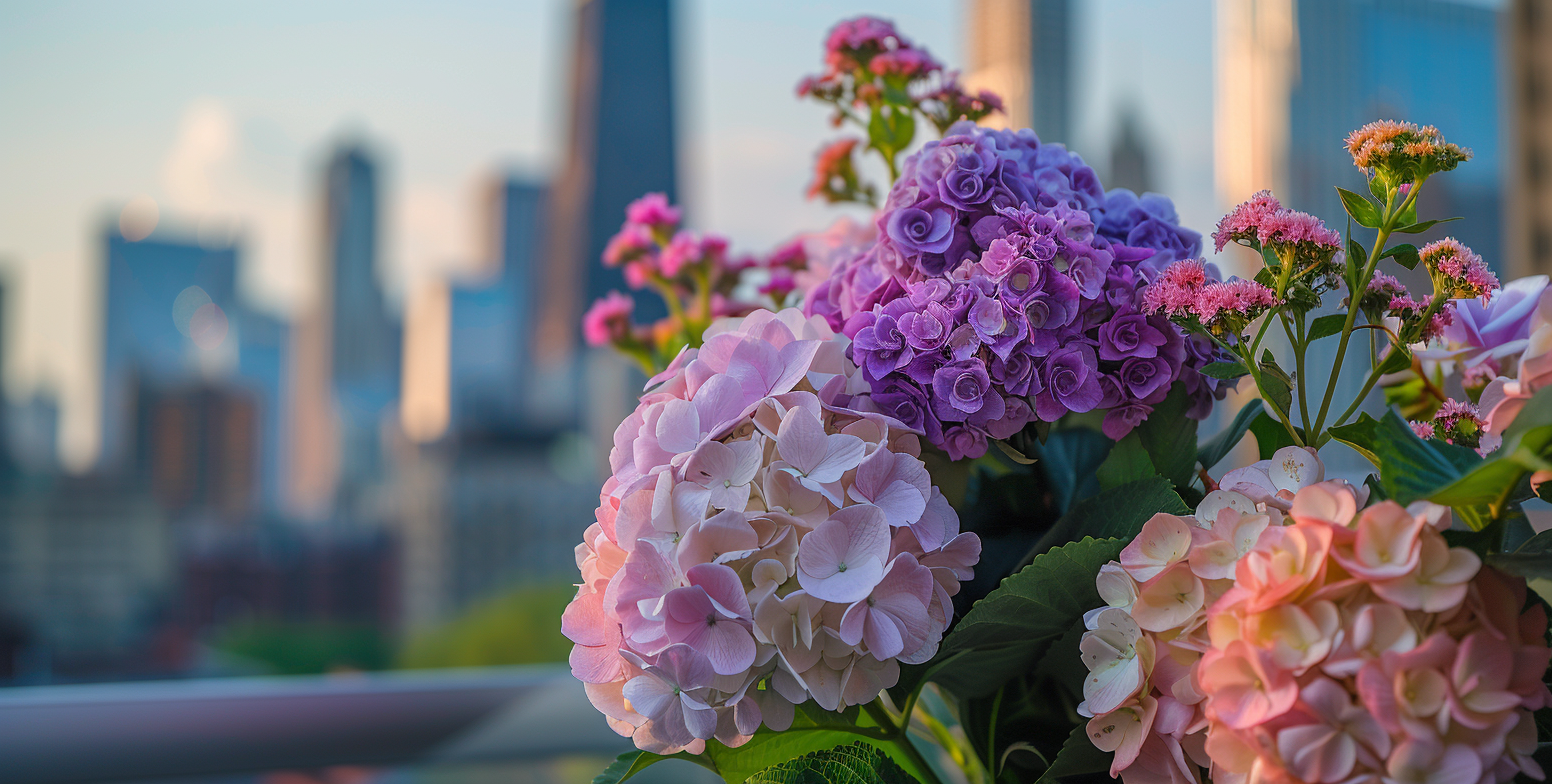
[1337,187,1383,229]
[1248,411,1301,459]
[1380,243,1421,270]
[1428,387,1552,526]
[1198,399,1265,471]
[1376,345,1413,375]
[1347,238,1368,276]
[1034,723,1112,784]
[1134,385,1200,488]
[1486,530,1552,581]
[1032,428,1113,515]
[867,107,916,158]
[1097,433,1156,489]
[1258,351,1293,418]
[1328,413,1382,467]
[747,742,920,784]
[1367,176,1389,204]
[1201,361,1249,380]
[992,439,1038,465]
[593,750,707,784]
[1369,410,1463,505]
[1393,216,1462,235]
[1029,477,1190,557]
[933,537,1129,698]
[1307,313,1349,343]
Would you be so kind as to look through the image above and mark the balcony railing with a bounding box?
[0,665,651,784]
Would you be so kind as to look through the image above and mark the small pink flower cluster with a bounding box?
[1143,260,1279,339]
[1080,451,1552,784]
[1212,190,1341,257]
[1422,238,1498,301]
[565,309,980,754]
[1411,399,1494,452]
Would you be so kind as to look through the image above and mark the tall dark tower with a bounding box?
[1029,0,1073,144]
[538,0,678,363]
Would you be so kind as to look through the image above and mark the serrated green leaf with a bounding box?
[1380,243,1421,270]
[1307,313,1348,343]
[1393,217,1462,235]
[593,750,707,784]
[1097,433,1156,489]
[1034,723,1112,784]
[1135,385,1200,488]
[747,742,920,784]
[932,537,1129,698]
[1198,399,1264,471]
[1201,361,1249,380]
[1367,410,1462,505]
[1337,187,1383,229]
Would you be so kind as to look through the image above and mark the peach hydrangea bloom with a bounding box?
[1079,449,1551,784]
[564,309,980,754]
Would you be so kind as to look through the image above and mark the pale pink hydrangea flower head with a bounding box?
[1079,448,1551,784]
[564,308,980,753]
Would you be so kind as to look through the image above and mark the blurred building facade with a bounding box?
[964,0,1072,143]
[1508,0,1552,280]
[540,0,679,361]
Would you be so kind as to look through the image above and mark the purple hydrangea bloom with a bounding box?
[804,122,1226,458]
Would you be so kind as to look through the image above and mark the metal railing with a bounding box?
[0,666,637,784]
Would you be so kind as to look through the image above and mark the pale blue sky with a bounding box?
[0,0,1218,465]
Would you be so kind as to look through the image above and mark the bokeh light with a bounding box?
[118,195,160,241]
[172,285,212,337]
[189,302,229,350]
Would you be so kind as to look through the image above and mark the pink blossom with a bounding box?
[625,192,681,233]
[584,292,635,347]
[796,504,891,603]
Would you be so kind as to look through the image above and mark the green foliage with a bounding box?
[1030,477,1189,557]
[1337,187,1383,229]
[1306,314,1348,343]
[212,621,391,675]
[1257,352,1294,419]
[930,537,1127,698]
[1096,434,1155,490]
[397,582,574,669]
[1201,361,1248,379]
[747,742,920,784]
[1033,724,1111,784]
[1486,530,1552,580]
[1328,413,1381,466]
[1133,385,1200,488]
[1198,399,1264,471]
[594,750,708,784]
[1247,411,1301,459]
[1393,216,1461,234]
[1031,427,1113,514]
[1379,242,1420,270]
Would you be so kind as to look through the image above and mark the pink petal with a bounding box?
[655,399,701,454]
[687,562,752,618]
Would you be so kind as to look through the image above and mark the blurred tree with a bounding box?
[396,583,574,669]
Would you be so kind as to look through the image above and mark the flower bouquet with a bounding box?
[565,17,1552,784]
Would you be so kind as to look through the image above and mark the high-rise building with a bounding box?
[98,230,238,472]
[538,0,678,363]
[133,382,260,520]
[1507,0,1552,280]
[964,0,1073,143]
[290,144,401,519]
[1109,108,1154,195]
[447,179,546,434]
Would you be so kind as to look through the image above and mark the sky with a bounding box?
[0,0,1218,468]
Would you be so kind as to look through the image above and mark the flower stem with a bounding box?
[863,701,947,784]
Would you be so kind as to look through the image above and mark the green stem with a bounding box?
[1283,312,1312,436]
[863,702,946,784]
[1207,330,1304,446]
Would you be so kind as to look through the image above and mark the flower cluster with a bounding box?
[1213,190,1343,300]
[1346,120,1473,183]
[807,138,876,206]
[1422,238,1499,301]
[1410,399,1492,451]
[585,194,822,373]
[1359,272,1456,346]
[1080,450,1551,784]
[1143,260,1280,341]
[804,122,1225,455]
[565,309,980,754]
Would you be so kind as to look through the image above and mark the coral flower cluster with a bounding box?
[1345,120,1473,182]
[1142,260,1280,341]
[1080,449,1551,784]
[564,309,980,754]
[804,122,1227,455]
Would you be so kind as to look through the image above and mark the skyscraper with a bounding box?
[290,144,401,520]
[447,178,546,434]
[538,0,678,363]
[98,230,238,472]
[964,0,1072,143]
[1507,0,1552,280]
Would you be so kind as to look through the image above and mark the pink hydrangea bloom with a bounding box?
[1079,450,1551,784]
[565,308,980,754]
